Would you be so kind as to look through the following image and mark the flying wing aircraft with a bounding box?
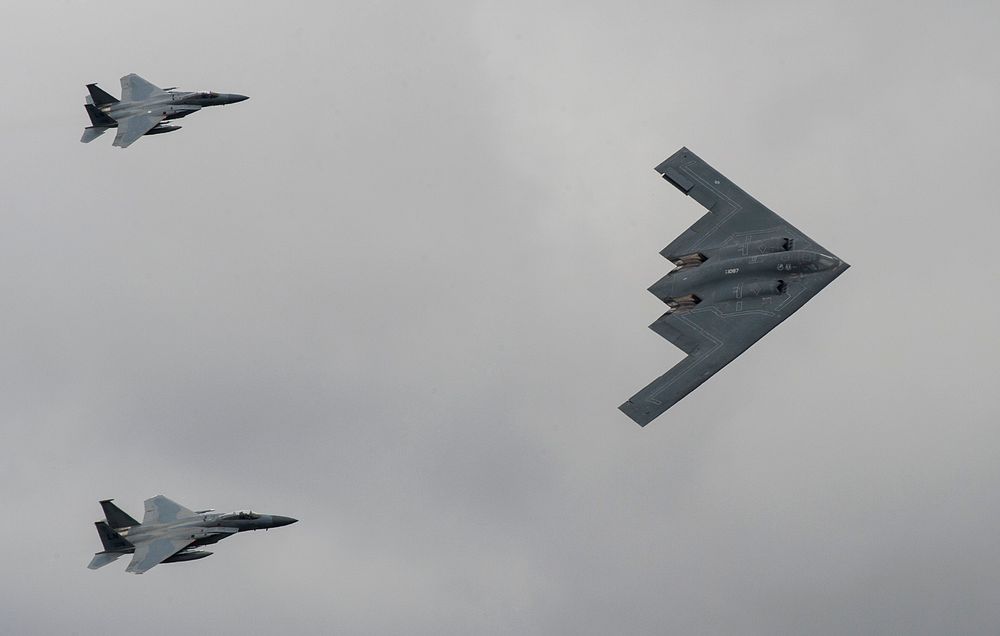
[619,147,850,426]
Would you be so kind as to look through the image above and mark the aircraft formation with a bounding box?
[82,74,848,572]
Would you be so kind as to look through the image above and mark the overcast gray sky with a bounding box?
[2,1,999,634]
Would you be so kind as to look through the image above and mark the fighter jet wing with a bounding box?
[654,147,836,258]
[619,148,849,426]
[141,495,198,525]
[112,113,165,148]
[120,73,166,102]
[125,536,194,574]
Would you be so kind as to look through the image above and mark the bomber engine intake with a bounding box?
[740,279,787,297]
[676,279,788,307]
[746,237,793,255]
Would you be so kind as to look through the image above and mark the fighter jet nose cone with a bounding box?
[232,94,249,103]
[272,516,297,527]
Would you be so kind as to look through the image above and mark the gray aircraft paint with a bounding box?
[620,147,849,426]
[88,496,296,574]
[81,73,248,148]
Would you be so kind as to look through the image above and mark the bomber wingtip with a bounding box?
[618,401,652,428]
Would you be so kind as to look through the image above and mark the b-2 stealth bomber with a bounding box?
[620,147,849,427]
[81,74,248,148]
[88,496,297,574]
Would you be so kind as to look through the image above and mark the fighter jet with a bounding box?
[80,73,248,148]
[87,496,297,574]
[620,147,849,427]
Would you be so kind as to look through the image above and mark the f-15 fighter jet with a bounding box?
[87,496,296,574]
[80,73,248,148]
[620,147,849,427]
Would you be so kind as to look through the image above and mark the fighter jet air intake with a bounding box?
[87,496,297,574]
[619,147,849,427]
[80,73,248,148]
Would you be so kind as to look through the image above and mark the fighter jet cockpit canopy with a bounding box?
[198,91,220,98]
[221,510,260,521]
